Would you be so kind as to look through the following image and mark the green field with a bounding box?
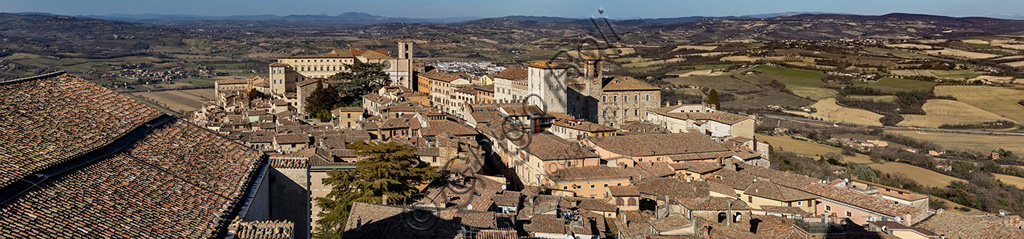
[739,65,826,88]
[854,77,936,92]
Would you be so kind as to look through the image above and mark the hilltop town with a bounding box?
[4,10,1024,239]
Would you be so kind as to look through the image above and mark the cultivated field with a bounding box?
[853,77,936,93]
[890,130,1024,153]
[890,70,984,80]
[721,55,786,62]
[132,90,210,112]
[935,86,1024,124]
[995,174,1024,189]
[884,43,934,49]
[897,99,1016,127]
[756,133,840,156]
[1005,61,1024,68]
[925,49,999,59]
[868,162,964,188]
[790,87,838,101]
[786,98,883,126]
[673,45,718,51]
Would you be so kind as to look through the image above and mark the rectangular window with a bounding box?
[646,94,650,101]
[748,196,752,203]
[845,211,852,217]
[590,185,595,189]
[604,184,608,188]
[635,94,639,101]
[613,95,617,102]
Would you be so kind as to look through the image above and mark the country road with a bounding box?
[762,113,1024,137]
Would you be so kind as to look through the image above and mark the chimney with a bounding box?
[753,136,758,152]
[382,194,388,205]
[678,100,683,106]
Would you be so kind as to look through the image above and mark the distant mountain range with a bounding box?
[81,11,833,25]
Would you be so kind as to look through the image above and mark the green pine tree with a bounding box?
[313,141,439,238]
[303,79,341,119]
[330,62,389,106]
[708,89,720,110]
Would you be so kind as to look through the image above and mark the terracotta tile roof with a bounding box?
[707,170,758,190]
[492,191,521,207]
[744,180,818,202]
[801,183,928,220]
[678,161,723,174]
[492,68,528,81]
[601,76,659,91]
[474,229,518,239]
[217,78,249,85]
[353,49,393,60]
[269,62,290,67]
[618,121,668,133]
[275,133,309,144]
[588,133,730,157]
[707,181,740,197]
[552,118,616,132]
[607,186,641,196]
[239,130,274,142]
[378,116,421,130]
[919,210,1024,238]
[629,162,676,179]
[362,93,392,105]
[449,210,497,229]
[649,215,693,232]
[869,221,937,237]
[760,205,812,216]
[420,120,478,137]
[575,197,617,212]
[420,70,466,83]
[523,213,601,236]
[635,178,710,199]
[499,104,545,117]
[418,175,505,212]
[470,110,503,124]
[648,106,752,125]
[454,86,477,95]
[551,166,633,181]
[677,197,751,211]
[511,133,599,160]
[475,84,495,93]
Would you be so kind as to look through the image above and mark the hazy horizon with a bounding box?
[4,0,1024,19]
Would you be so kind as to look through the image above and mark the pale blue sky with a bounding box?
[2,0,1022,18]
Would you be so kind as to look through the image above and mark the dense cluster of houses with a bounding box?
[185,42,1024,238]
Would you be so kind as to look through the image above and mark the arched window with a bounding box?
[627,198,637,206]
[718,212,728,223]
[616,198,624,206]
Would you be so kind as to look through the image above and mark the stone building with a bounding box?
[268,42,415,111]
[567,59,661,128]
